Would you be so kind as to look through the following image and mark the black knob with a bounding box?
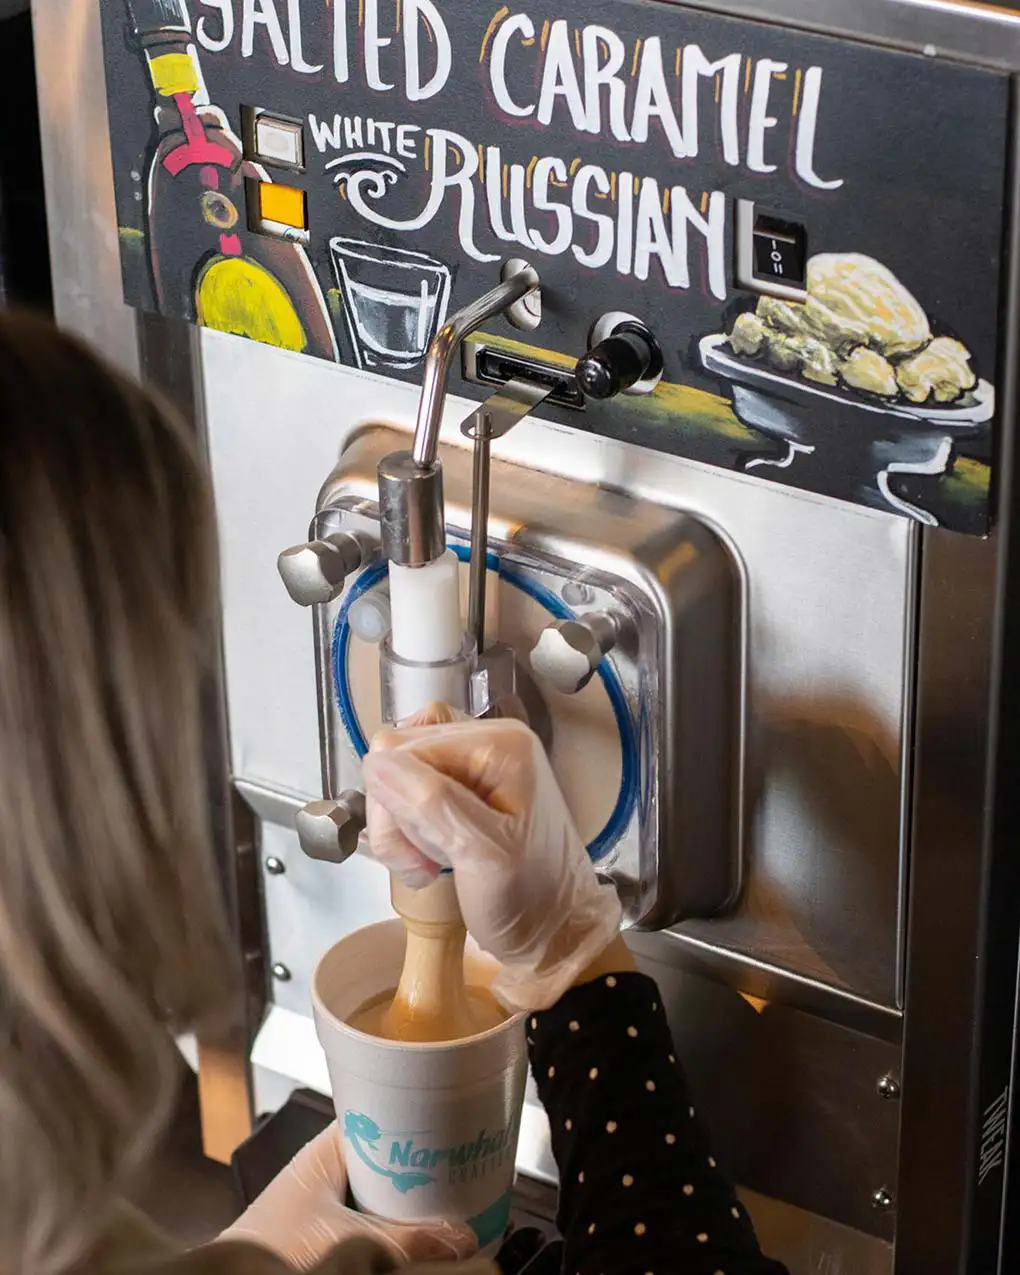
[575,331,655,400]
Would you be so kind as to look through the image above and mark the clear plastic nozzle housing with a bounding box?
[379,632,479,725]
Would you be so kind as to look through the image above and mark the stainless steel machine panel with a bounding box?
[307,424,744,928]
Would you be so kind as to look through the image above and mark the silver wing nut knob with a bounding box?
[295,792,367,865]
[529,612,620,695]
[278,531,365,606]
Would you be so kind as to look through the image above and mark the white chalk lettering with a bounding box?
[325,132,735,295]
[364,0,393,92]
[672,186,727,299]
[180,4,851,302]
[631,36,685,159]
[616,171,634,277]
[680,46,741,165]
[581,25,630,141]
[396,125,420,158]
[404,0,451,102]
[311,114,419,158]
[571,165,614,269]
[795,67,844,190]
[634,178,683,285]
[344,130,498,264]
[367,119,394,150]
[189,6,842,211]
[194,0,234,53]
[286,0,321,74]
[485,147,518,243]
[508,163,533,250]
[309,113,343,153]
[332,0,349,82]
[344,116,363,148]
[748,59,787,174]
[242,0,288,65]
[489,14,535,117]
[537,20,586,132]
[531,156,572,254]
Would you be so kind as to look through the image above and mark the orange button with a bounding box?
[258,182,306,230]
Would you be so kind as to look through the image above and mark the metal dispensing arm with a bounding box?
[377,262,560,729]
[285,263,555,866]
[377,261,543,571]
[413,263,542,470]
[373,264,553,967]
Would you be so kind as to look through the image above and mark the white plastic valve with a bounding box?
[529,612,622,695]
[349,588,392,644]
[278,532,366,607]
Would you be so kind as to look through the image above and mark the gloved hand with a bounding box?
[361,706,622,1012]
[218,1123,477,1271]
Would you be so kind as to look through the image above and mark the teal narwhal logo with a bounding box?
[343,1109,519,1195]
[343,1112,435,1193]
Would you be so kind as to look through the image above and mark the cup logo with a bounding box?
[344,1111,435,1193]
[343,1109,519,1193]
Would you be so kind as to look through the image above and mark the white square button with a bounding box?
[255,115,304,169]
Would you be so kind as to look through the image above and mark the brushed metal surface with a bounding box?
[740,1187,893,1274]
[313,423,744,928]
[652,0,1020,68]
[203,330,915,1009]
[635,946,900,1240]
[30,0,139,376]
[203,339,915,1269]
[892,81,1020,1275]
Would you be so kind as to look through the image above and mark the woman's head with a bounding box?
[0,312,236,1273]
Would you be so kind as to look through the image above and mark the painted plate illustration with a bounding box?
[699,334,994,525]
[700,334,994,442]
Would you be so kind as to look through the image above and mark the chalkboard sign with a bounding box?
[100,0,1011,533]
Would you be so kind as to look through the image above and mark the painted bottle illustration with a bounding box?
[126,0,337,360]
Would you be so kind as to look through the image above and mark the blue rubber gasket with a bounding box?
[332,546,639,863]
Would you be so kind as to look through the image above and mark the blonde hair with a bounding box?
[0,312,237,1273]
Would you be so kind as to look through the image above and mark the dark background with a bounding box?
[0,10,51,312]
[100,0,1011,526]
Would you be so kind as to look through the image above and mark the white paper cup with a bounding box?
[312,919,528,1252]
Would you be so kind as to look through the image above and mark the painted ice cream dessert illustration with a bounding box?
[724,254,978,407]
[699,252,995,526]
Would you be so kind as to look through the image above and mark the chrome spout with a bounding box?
[411,262,540,469]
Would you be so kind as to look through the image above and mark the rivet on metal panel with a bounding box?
[265,856,286,876]
[876,1073,901,1101]
[271,963,292,983]
[871,1187,895,1213]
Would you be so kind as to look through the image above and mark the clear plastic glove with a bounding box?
[361,706,622,1012]
[218,1123,477,1271]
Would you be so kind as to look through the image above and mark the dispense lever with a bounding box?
[575,316,664,401]
[294,792,367,865]
[277,531,369,606]
[530,612,623,695]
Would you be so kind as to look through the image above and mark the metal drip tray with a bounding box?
[232,1089,561,1274]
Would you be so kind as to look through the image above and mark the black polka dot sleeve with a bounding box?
[527,972,789,1275]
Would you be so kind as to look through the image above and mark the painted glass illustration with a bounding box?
[329,239,451,370]
[100,0,1010,534]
